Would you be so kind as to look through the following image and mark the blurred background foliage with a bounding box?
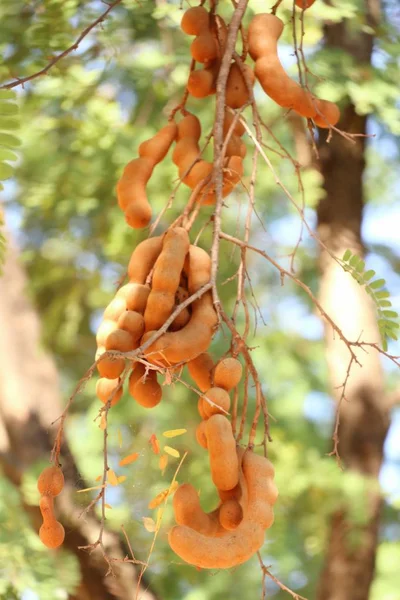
[0,0,399,599]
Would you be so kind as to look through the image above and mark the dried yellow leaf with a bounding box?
[117,475,127,484]
[162,429,187,438]
[148,481,179,509]
[142,516,156,532]
[159,454,168,473]
[119,452,139,467]
[107,469,119,486]
[164,446,180,458]
[104,503,113,509]
[95,475,102,482]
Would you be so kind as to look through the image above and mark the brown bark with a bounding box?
[315,1,391,599]
[0,236,159,600]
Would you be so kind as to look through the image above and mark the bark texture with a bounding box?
[0,236,158,600]
[315,1,391,598]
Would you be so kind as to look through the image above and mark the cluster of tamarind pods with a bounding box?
[37,465,65,549]
[115,2,340,232]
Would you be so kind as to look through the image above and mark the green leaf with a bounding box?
[382,310,398,318]
[381,338,388,351]
[349,254,360,267]
[342,249,352,262]
[0,148,18,162]
[0,132,22,148]
[369,278,386,290]
[374,291,390,299]
[384,321,399,330]
[0,161,14,180]
[355,260,365,273]
[362,270,375,282]
[0,102,19,116]
[386,331,398,341]
[0,90,17,101]
[0,118,20,130]
[378,300,392,308]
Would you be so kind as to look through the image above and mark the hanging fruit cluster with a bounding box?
[41,0,338,570]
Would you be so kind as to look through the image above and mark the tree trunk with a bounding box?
[315,2,391,598]
[0,235,159,600]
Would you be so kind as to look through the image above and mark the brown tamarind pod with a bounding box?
[103,297,127,322]
[295,0,316,8]
[39,495,65,549]
[173,483,225,537]
[144,227,190,331]
[190,31,218,64]
[117,310,145,342]
[195,420,208,448]
[200,155,244,205]
[313,99,340,128]
[116,157,155,228]
[128,363,162,408]
[248,13,284,61]
[223,109,246,137]
[181,6,209,36]
[187,61,219,98]
[198,397,208,420]
[213,357,243,390]
[96,347,125,380]
[180,159,213,189]
[185,245,212,293]
[177,113,202,141]
[96,377,123,406]
[169,306,191,331]
[188,352,214,392]
[37,466,64,497]
[219,498,243,530]
[138,122,177,165]
[242,450,277,529]
[225,63,255,109]
[206,414,239,491]
[117,284,151,314]
[218,447,248,516]
[105,329,136,353]
[225,133,247,158]
[201,387,231,418]
[127,236,163,284]
[172,138,200,170]
[96,319,118,346]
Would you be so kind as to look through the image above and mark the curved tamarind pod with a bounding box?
[37,466,64,497]
[128,363,162,408]
[195,420,208,448]
[127,236,163,284]
[242,450,277,528]
[198,397,208,420]
[313,99,340,128]
[225,63,255,109]
[116,157,154,228]
[116,284,150,314]
[144,227,190,331]
[117,310,145,342]
[96,377,123,406]
[177,113,202,141]
[172,137,200,169]
[173,483,225,537]
[190,31,218,64]
[219,498,243,530]
[187,61,219,98]
[248,13,284,60]
[180,159,213,189]
[39,495,65,549]
[225,134,247,158]
[218,447,248,517]
[96,346,125,380]
[138,122,177,165]
[223,110,246,137]
[206,414,239,491]
[200,155,244,206]
[295,0,316,8]
[181,6,209,36]
[96,319,118,346]
[169,306,191,331]
[103,297,127,322]
[168,519,265,569]
[185,245,211,293]
[105,329,136,352]
[188,352,214,392]
[201,387,231,418]
[214,357,243,391]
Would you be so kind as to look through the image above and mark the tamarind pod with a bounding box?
[223,110,246,137]
[39,494,56,522]
[219,498,243,530]
[172,139,200,174]
[180,160,213,189]
[175,285,189,304]
[225,63,255,109]
[225,134,247,158]
[128,363,162,408]
[200,155,244,206]
[151,228,190,294]
[144,291,176,332]
[190,31,218,64]
[218,447,248,518]
[198,397,208,420]
[188,352,214,392]
[117,310,145,342]
[187,65,217,98]
[96,319,118,346]
[169,306,191,331]
[173,483,225,536]
[116,284,150,314]
[201,387,231,418]
[96,377,123,406]
[177,114,202,141]
[185,245,211,293]
[206,414,239,491]
[242,450,277,528]
[295,0,316,9]
[247,14,284,61]
[96,347,125,380]
[37,466,64,497]
[103,297,127,322]
[105,329,136,352]
[213,357,243,390]
[116,157,154,227]
[168,520,265,569]
[181,6,209,36]
[313,99,340,128]
[195,420,208,448]
[127,236,163,284]
[142,291,217,364]
[138,122,178,164]
[39,521,65,549]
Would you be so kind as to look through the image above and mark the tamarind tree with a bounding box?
[1,1,399,599]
